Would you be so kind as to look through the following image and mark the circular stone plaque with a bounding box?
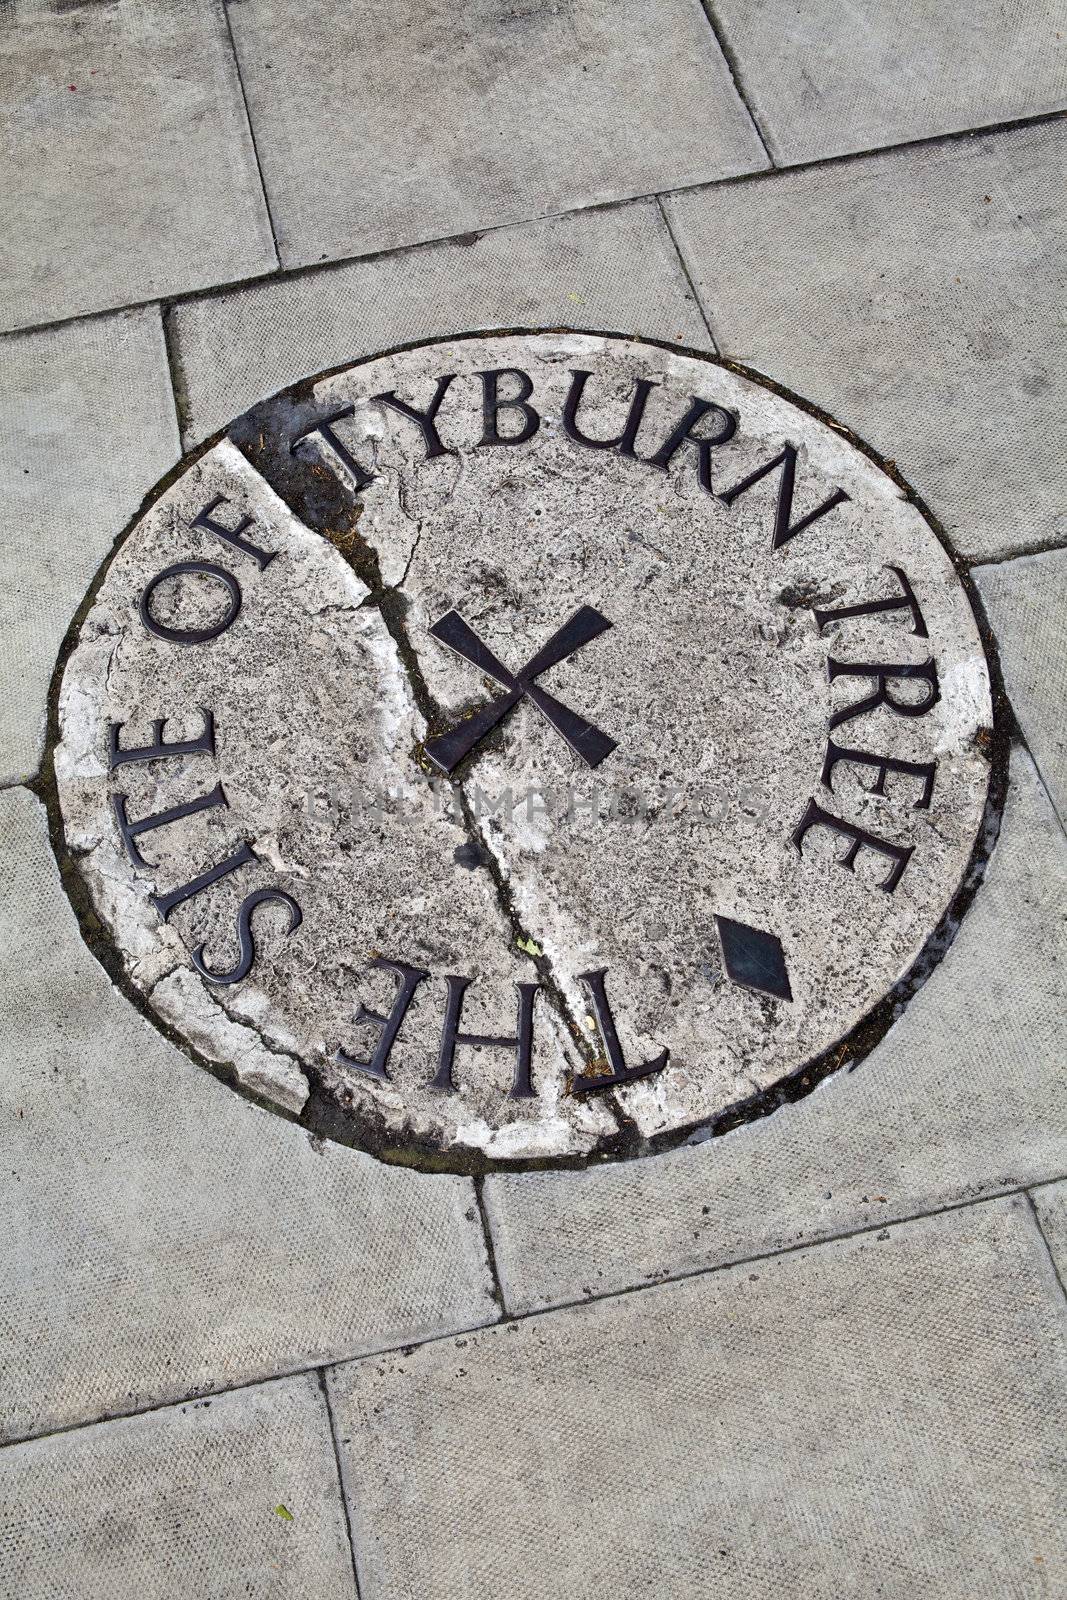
[52,332,999,1170]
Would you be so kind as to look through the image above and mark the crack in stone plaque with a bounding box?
[47,331,1002,1172]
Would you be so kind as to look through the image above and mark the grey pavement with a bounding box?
[0,1,275,332]
[0,310,178,785]
[0,785,495,1445]
[327,1198,1066,1599]
[976,548,1067,827]
[1033,1181,1067,1283]
[665,120,1067,563]
[225,0,767,267]
[170,200,713,446]
[1,2,1065,1595]
[710,0,1067,163]
[0,1375,356,1599]
[483,746,1067,1312]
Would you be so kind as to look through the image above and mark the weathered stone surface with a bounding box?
[53,333,995,1168]
[0,0,275,332]
[1031,1179,1067,1281]
[713,0,1067,164]
[170,202,713,446]
[665,121,1067,563]
[225,0,767,269]
[976,548,1067,828]
[0,1375,356,1599]
[328,1197,1067,1599]
[0,309,178,785]
[482,748,1067,1309]
[0,786,494,1443]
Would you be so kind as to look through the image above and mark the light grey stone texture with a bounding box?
[0,0,275,332]
[53,436,608,1161]
[665,121,1067,563]
[171,202,713,447]
[0,1375,357,1600]
[711,0,1067,164]
[0,309,179,786]
[1031,1180,1067,1283]
[225,0,767,270]
[322,334,989,1148]
[483,747,1067,1311]
[328,1197,1067,1600]
[0,785,495,1443]
[976,547,1067,828]
[55,334,993,1163]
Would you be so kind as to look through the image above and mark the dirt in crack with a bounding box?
[229,395,607,1100]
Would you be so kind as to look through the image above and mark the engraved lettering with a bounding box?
[138,560,242,646]
[792,797,913,893]
[562,368,657,457]
[478,368,540,446]
[149,840,258,921]
[374,374,457,460]
[815,566,928,638]
[432,976,540,1097]
[191,494,276,571]
[109,707,215,769]
[821,740,936,810]
[112,781,228,869]
[718,443,850,550]
[827,659,940,729]
[572,968,668,1091]
[336,958,430,1081]
[647,395,738,493]
[290,405,375,490]
[191,887,303,986]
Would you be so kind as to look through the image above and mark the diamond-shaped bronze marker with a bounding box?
[715,915,793,1002]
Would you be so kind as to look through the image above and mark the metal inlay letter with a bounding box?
[792,797,914,893]
[572,968,668,1092]
[109,707,215,769]
[336,957,431,1081]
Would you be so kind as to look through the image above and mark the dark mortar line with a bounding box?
[317,1370,366,1600]
[473,1175,510,1318]
[1024,1191,1067,1305]
[660,104,1067,200]
[1026,756,1067,846]
[3,109,1064,351]
[969,534,1067,568]
[160,303,193,445]
[220,0,283,270]
[698,2,776,166]
[4,1176,1061,1455]
[655,196,718,348]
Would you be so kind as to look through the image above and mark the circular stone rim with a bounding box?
[42,328,1010,1175]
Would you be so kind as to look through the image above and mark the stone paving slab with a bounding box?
[0,0,275,333]
[665,121,1067,563]
[0,1374,356,1599]
[328,1196,1066,1599]
[712,0,1067,164]
[976,548,1067,829]
[170,201,712,446]
[1032,1180,1067,1283]
[0,309,178,786]
[225,0,767,270]
[483,747,1067,1311]
[0,786,495,1444]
